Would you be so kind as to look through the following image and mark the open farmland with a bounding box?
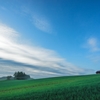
[0,74,100,100]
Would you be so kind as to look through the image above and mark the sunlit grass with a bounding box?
[0,74,100,100]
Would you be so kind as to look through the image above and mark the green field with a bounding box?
[0,74,100,100]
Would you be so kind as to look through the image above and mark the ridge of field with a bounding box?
[0,74,100,100]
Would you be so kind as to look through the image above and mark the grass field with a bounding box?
[0,74,100,100]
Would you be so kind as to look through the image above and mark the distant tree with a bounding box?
[96,71,100,74]
[13,71,30,80]
[7,76,12,80]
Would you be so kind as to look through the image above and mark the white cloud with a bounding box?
[0,23,93,78]
[32,16,52,33]
[83,37,100,64]
[86,37,100,52]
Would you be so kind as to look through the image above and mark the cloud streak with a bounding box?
[32,16,52,33]
[21,5,53,34]
[0,23,93,78]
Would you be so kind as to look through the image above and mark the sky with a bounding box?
[0,0,100,78]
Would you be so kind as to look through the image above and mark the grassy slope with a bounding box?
[0,74,100,100]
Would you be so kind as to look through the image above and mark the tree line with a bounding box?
[7,71,30,80]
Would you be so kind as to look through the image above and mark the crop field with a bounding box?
[0,74,100,100]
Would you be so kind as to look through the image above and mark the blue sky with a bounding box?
[0,0,100,78]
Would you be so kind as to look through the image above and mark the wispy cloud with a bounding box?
[32,16,52,33]
[83,37,100,63]
[85,37,100,52]
[88,37,99,51]
[21,6,53,33]
[0,23,93,78]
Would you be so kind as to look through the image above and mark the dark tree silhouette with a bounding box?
[96,71,100,74]
[13,71,30,80]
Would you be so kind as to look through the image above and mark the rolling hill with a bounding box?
[0,74,100,100]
